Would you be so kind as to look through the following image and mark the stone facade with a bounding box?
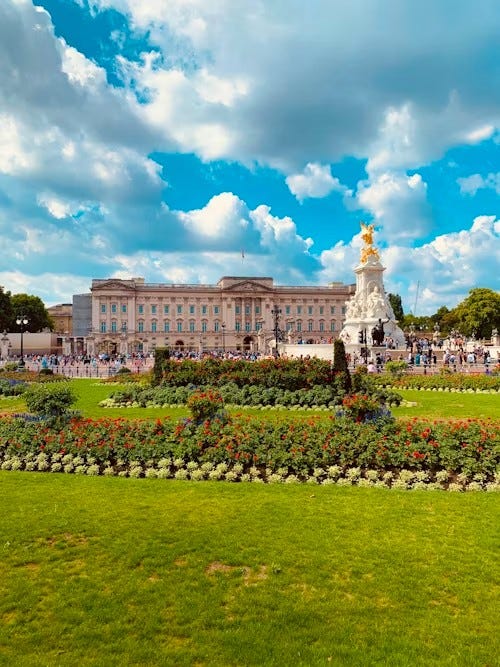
[47,303,73,335]
[86,276,355,355]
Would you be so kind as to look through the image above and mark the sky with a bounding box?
[0,0,499,315]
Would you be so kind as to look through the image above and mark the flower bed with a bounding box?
[102,382,402,409]
[373,373,500,392]
[1,414,498,490]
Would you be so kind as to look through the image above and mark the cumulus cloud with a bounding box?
[356,172,431,242]
[88,0,500,169]
[458,173,500,196]
[286,163,351,201]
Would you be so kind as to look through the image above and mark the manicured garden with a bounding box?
[0,356,499,664]
[0,358,499,489]
[1,473,498,666]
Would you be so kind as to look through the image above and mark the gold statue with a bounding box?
[360,222,380,263]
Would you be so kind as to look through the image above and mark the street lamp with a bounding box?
[221,322,226,353]
[15,315,29,367]
[271,305,282,356]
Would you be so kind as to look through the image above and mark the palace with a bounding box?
[79,276,356,356]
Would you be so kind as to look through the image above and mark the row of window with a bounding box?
[100,303,346,316]
[99,320,339,334]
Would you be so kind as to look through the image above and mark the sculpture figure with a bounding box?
[371,317,389,346]
[360,222,380,264]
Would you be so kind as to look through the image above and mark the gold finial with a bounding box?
[360,222,380,263]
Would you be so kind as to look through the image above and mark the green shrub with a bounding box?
[385,360,408,378]
[24,383,77,418]
[116,366,131,374]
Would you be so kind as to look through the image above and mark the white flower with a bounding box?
[103,467,115,476]
[86,465,100,476]
[145,468,158,479]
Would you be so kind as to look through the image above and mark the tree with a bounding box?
[387,293,404,321]
[451,288,500,339]
[0,286,13,332]
[333,339,352,393]
[9,294,54,333]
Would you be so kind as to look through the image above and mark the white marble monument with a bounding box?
[340,223,406,354]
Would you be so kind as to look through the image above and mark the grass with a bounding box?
[0,472,498,666]
[1,379,498,421]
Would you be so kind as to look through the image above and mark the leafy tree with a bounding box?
[387,293,404,321]
[9,294,54,333]
[333,339,351,393]
[451,288,500,338]
[400,314,433,333]
[0,286,13,332]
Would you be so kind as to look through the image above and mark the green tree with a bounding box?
[451,288,500,338]
[10,294,53,333]
[387,293,404,321]
[333,339,352,393]
[0,286,13,331]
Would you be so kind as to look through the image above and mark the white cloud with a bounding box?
[458,172,500,196]
[286,163,350,201]
[178,192,248,239]
[356,171,430,242]
[465,124,495,144]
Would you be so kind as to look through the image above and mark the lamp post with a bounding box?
[271,305,282,356]
[221,322,226,353]
[15,315,29,367]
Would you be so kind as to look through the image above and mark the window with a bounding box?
[214,306,220,315]
[164,305,169,315]
[151,305,157,315]
[341,306,346,315]
[286,322,293,332]
[177,321,182,333]
[121,322,127,332]
[308,306,313,315]
[189,320,195,333]
[245,322,251,332]
[235,305,240,315]
[297,321,302,332]
[177,305,182,315]
[189,305,195,315]
[330,321,335,332]
[235,321,241,332]
[138,321,144,333]
[100,304,106,313]
[319,321,324,332]
[201,321,207,333]
[121,304,127,313]
[111,304,117,314]
[285,306,290,315]
[151,321,157,333]
[256,321,262,331]
[214,321,219,333]
[255,306,260,315]
[164,321,170,333]
[297,306,302,315]
[138,304,144,315]
[330,306,335,315]
[111,320,117,333]
[319,306,324,315]
[202,305,207,315]
[100,321,106,333]
[308,320,313,332]
[245,305,250,315]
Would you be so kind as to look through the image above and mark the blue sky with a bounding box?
[0,0,499,315]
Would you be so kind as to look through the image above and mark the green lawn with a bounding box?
[1,379,499,420]
[0,472,498,666]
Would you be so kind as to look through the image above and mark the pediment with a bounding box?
[223,280,274,292]
[92,280,136,291]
